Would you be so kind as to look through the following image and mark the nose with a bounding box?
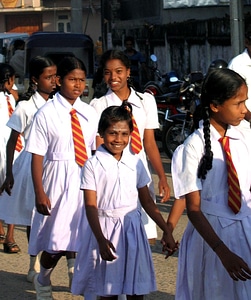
[74,79,81,87]
[110,71,117,80]
[114,133,122,142]
[51,75,56,83]
[243,102,248,114]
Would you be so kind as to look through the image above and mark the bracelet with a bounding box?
[212,240,223,252]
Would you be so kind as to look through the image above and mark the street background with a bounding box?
[0,147,188,300]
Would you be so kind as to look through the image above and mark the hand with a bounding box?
[0,174,14,196]
[161,231,179,258]
[218,246,251,281]
[158,177,170,203]
[98,238,117,261]
[35,192,51,216]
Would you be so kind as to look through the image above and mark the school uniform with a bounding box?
[90,88,159,239]
[0,91,19,185]
[71,145,157,296]
[26,92,98,254]
[172,124,251,300]
[0,92,47,225]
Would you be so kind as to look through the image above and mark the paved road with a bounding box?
[0,148,188,300]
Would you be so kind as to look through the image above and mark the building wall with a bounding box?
[0,0,102,42]
[111,1,251,76]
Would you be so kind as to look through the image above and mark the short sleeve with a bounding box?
[140,92,158,129]
[172,142,202,199]
[81,159,96,191]
[136,157,151,189]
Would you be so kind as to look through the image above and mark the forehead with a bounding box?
[64,68,86,77]
[108,120,130,131]
[105,59,126,69]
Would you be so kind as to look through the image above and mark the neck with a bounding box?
[114,87,131,101]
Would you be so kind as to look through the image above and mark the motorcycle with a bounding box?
[162,71,204,159]
[143,54,184,140]
[143,54,182,96]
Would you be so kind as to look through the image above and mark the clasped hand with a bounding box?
[161,232,179,258]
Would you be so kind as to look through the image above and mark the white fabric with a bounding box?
[0,92,20,186]
[172,124,251,299]
[26,93,98,254]
[228,49,251,112]
[71,146,156,296]
[0,93,47,225]
[90,88,158,239]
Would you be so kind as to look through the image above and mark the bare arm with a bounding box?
[166,198,186,233]
[138,186,178,255]
[186,190,251,281]
[143,128,170,202]
[0,129,19,195]
[84,189,116,261]
[31,154,51,215]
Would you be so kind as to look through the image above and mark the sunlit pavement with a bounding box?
[0,145,188,300]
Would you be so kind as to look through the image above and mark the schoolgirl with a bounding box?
[171,68,251,299]
[0,56,57,281]
[72,102,178,299]
[25,56,98,299]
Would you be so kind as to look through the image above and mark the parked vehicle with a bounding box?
[0,32,29,63]
[162,71,204,158]
[143,54,181,96]
[24,32,95,102]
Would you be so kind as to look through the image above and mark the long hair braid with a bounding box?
[197,106,213,179]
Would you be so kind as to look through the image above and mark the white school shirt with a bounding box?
[90,88,159,239]
[7,92,47,141]
[25,93,99,254]
[0,91,17,185]
[228,49,251,111]
[90,88,158,167]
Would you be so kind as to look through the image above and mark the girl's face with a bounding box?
[103,59,130,93]
[210,84,248,132]
[102,120,131,160]
[4,75,15,91]
[57,68,86,104]
[33,65,57,100]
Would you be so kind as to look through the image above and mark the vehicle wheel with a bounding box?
[162,123,192,159]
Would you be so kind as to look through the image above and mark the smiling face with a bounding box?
[102,120,131,160]
[103,59,130,94]
[210,83,248,132]
[57,68,86,104]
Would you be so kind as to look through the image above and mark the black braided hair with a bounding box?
[197,68,246,179]
[0,63,15,93]
[197,107,213,179]
[98,101,133,137]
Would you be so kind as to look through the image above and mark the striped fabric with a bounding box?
[70,108,88,167]
[219,136,241,214]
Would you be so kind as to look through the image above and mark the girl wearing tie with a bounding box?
[25,56,98,299]
[171,68,251,299]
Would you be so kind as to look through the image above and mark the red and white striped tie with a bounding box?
[219,136,241,214]
[6,95,23,152]
[130,115,142,154]
[70,108,88,167]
